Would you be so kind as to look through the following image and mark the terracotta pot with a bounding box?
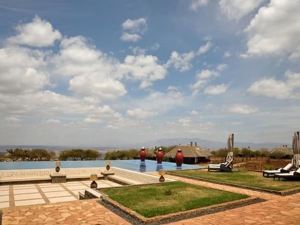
[175,149,184,167]
[140,148,146,161]
[156,149,164,164]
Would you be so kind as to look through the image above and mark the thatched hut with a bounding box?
[165,142,211,164]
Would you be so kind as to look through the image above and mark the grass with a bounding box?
[102,181,248,218]
[168,169,300,191]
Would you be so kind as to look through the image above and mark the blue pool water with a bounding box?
[0,160,199,172]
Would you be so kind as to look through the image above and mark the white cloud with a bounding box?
[248,71,300,99]
[223,51,231,58]
[196,69,218,80]
[121,18,147,42]
[120,33,141,42]
[69,76,127,100]
[228,104,258,114]
[0,46,49,95]
[248,79,291,99]
[53,36,127,100]
[127,108,156,119]
[217,63,227,72]
[45,119,61,124]
[7,16,61,47]
[166,51,195,72]
[204,84,228,95]
[219,0,263,21]
[166,41,212,72]
[190,110,199,115]
[178,117,192,127]
[84,105,121,123]
[127,89,184,117]
[246,0,300,58]
[189,0,209,11]
[191,65,228,95]
[120,54,167,88]
[122,18,147,32]
[197,41,212,55]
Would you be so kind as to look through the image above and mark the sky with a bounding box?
[0,0,299,146]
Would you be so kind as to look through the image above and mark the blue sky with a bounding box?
[0,0,299,146]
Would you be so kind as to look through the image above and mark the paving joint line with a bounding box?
[35,184,50,204]
[79,180,91,188]
[8,185,15,207]
[59,183,78,199]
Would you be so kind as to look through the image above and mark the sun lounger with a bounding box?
[208,152,233,172]
[274,167,300,180]
[262,163,293,177]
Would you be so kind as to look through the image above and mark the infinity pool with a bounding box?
[0,159,200,172]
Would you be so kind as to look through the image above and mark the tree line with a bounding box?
[59,149,100,160]
[2,148,101,161]
[5,148,56,161]
[211,147,293,159]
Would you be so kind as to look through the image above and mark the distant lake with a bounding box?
[0,159,200,172]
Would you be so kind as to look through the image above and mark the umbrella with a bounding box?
[227,133,234,152]
[292,132,300,168]
[296,131,300,154]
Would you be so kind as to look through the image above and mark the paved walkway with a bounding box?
[2,175,300,225]
[164,174,279,200]
[0,180,120,209]
[171,192,300,225]
[2,199,129,225]
[166,175,300,225]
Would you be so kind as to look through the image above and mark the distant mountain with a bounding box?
[0,145,114,153]
[136,138,288,150]
[0,138,288,152]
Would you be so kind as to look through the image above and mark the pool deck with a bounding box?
[2,174,300,225]
[0,180,121,209]
[1,172,300,225]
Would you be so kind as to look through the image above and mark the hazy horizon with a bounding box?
[0,0,299,146]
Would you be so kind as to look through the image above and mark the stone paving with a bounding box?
[1,174,300,225]
[2,199,129,225]
[171,192,300,225]
[166,175,300,225]
[0,180,120,209]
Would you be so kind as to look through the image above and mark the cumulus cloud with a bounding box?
[121,18,147,42]
[0,16,169,131]
[53,36,127,100]
[191,64,228,95]
[120,54,167,88]
[204,84,228,95]
[189,0,209,11]
[127,108,156,119]
[228,104,258,114]
[0,46,49,95]
[126,88,184,119]
[248,71,300,99]
[166,41,212,72]
[166,51,195,72]
[219,0,263,21]
[7,16,61,47]
[121,33,141,42]
[84,105,122,123]
[245,0,300,58]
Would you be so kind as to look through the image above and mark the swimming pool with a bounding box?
[0,159,200,172]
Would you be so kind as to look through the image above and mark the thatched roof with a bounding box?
[165,145,211,158]
[270,147,293,156]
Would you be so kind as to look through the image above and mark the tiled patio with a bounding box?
[0,180,120,209]
[1,175,300,225]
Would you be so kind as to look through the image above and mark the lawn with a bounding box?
[101,181,248,218]
[168,170,300,191]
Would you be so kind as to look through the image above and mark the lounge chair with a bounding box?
[208,152,233,172]
[262,163,293,177]
[274,167,300,180]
